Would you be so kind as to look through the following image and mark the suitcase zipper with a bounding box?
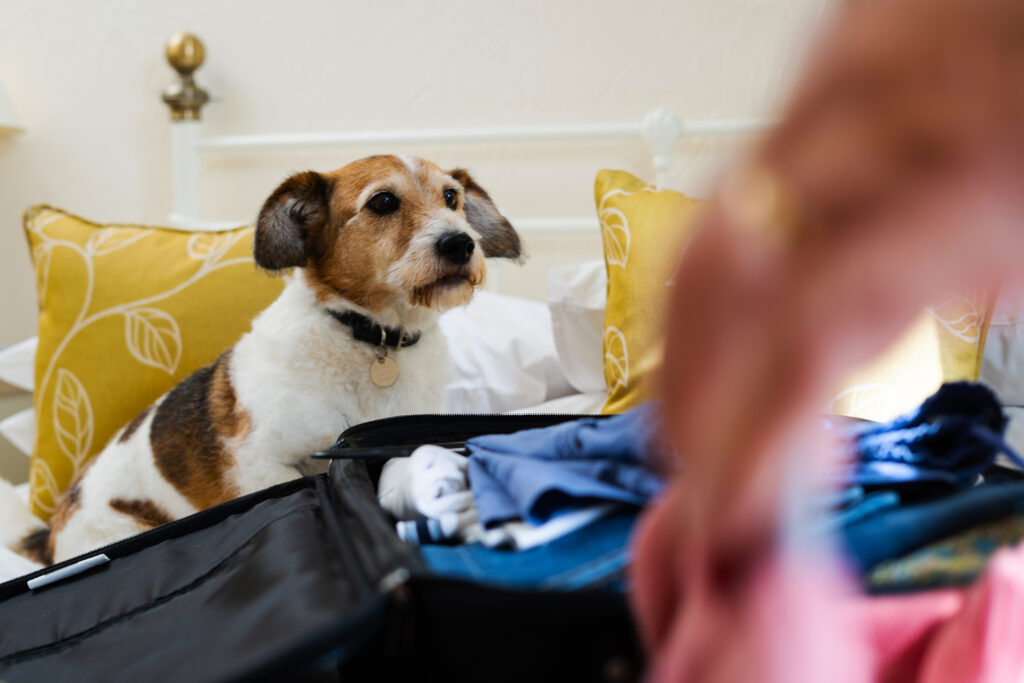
[336,412,599,445]
[320,412,607,458]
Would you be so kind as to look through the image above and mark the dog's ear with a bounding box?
[254,171,331,270]
[449,168,522,261]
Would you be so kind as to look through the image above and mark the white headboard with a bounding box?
[161,32,768,296]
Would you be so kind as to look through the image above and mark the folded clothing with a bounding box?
[842,481,1024,573]
[419,512,638,591]
[867,514,1024,593]
[824,383,1024,583]
[465,404,665,528]
[845,382,1021,498]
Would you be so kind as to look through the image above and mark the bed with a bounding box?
[0,31,766,581]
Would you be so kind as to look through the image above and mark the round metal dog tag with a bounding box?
[370,357,399,388]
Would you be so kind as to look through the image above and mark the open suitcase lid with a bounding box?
[0,454,642,683]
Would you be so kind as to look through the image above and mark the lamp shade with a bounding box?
[0,80,24,133]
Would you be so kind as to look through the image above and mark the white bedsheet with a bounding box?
[510,391,606,415]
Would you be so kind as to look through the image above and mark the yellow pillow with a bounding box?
[829,296,994,421]
[595,170,994,420]
[596,170,701,414]
[24,206,284,521]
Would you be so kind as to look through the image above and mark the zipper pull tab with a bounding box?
[378,567,411,603]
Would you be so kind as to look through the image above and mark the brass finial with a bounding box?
[162,32,209,121]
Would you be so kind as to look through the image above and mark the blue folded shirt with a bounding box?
[466,404,665,528]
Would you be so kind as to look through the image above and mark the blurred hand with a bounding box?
[633,0,1024,679]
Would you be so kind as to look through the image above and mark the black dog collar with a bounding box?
[327,310,421,349]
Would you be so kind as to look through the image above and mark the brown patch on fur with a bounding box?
[18,528,51,565]
[48,476,83,537]
[209,350,251,439]
[151,351,242,510]
[254,155,513,313]
[109,498,174,529]
[118,405,152,443]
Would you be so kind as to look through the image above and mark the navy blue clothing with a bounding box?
[465,405,664,528]
[845,382,1017,497]
[829,383,1024,577]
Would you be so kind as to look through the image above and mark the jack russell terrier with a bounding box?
[1,154,521,565]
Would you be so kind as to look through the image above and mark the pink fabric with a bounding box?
[851,589,964,682]
[635,521,1024,682]
[865,543,1024,683]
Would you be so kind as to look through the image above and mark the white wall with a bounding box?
[0,0,829,346]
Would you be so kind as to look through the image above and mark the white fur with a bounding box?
[397,154,420,174]
[4,269,453,564]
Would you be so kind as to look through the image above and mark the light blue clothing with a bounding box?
[466,404,664,528]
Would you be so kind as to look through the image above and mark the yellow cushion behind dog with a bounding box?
[595,169,993,419]
[596,170,701,414]
[24,206,284,521]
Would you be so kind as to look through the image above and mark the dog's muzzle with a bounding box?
[436,232,475,266]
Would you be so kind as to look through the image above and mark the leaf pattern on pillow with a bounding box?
[29,459,60,517]
[52,369,93,468]
[188,231,233,261]
[124,308,182,375]
[827,384,899,421]
[928,296,981,344]
[598,189,632,269]
[86,228,150,256]
[603,326,630,393]
[32,243,52,303]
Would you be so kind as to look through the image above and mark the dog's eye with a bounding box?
[367,191,400,215]
[443,188,459,211]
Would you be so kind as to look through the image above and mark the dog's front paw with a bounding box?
[377,445,471,520]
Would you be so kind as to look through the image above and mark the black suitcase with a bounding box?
[0,415,643,683]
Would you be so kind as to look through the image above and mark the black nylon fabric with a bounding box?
[0,472,402,683]
[0,456,644,682]
[338,577,644,682]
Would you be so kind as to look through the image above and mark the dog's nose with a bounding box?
[436,232,475,265]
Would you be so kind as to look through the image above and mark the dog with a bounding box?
[1,154,521,565]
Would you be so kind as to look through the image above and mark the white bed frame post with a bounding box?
[642,108,684,189]
[162,32,208,228]
[169,123,203,224]
[161,31,769,233]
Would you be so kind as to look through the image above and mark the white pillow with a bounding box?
[547,261,607,395]
[511,391,607,415]
[0,337,36,392]
[439,290,575,413]
[0,339,36,457]
[981,292,1024,406]
[0,409,34,458]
